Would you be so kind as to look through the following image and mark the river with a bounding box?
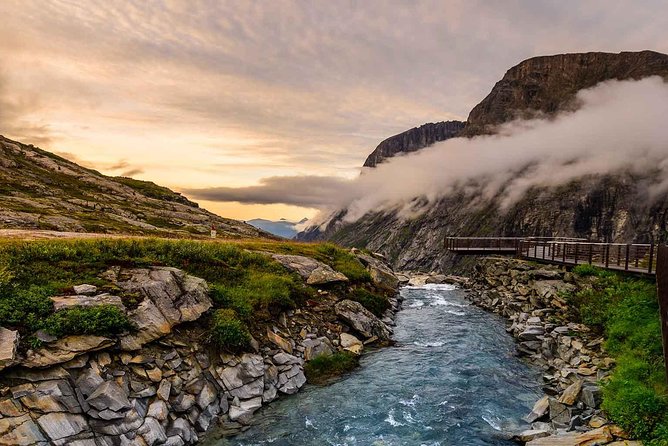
[204,284,542,446]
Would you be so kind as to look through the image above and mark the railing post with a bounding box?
[617,245,622,266]
[574,244,579,265]
[625,244,630,271]
[551,242,556,261]
[649,244,656,274]
[605,245,610,268]
[563,243,567,264]
[588,244,593,265]
[654,246,668,384]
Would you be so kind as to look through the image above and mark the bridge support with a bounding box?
[656,246,668,383]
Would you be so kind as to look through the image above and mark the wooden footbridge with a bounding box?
[446,236,659,275]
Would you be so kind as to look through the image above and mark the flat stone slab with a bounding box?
[51,294,125,312]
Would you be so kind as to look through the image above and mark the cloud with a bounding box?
[202,77,668,226]
[0,72,52,146]
[186,176,351,208]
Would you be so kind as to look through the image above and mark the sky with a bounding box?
[1,1,668,221]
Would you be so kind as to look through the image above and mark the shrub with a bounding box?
[349,288,389,317]
[315,244,370,282]
[209,309,251,353]
[42,305,133,337]
[304,351,359,384]
[0,286,55,332]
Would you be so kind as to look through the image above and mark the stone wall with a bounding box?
[463,257,639,445]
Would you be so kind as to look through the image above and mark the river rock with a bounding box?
[228,397,262,424]
[558,380,583,405]
[354,252,399,290]
[340,333,363,355]
[335,300,391,340]
[0,327,18,371]
[524,395,549,423]
[302,337,333,360]
[24,335,114,368]
[306,266,348,285]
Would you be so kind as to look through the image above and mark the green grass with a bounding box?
[568,265,668,444]
[209,309,251,353]
[0,237,369,350]
[304,351,359,384]
[347,288,389,317]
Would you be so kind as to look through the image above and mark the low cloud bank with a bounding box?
[190,77,668,227]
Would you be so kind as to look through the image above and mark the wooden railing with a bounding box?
[519,240,658,275]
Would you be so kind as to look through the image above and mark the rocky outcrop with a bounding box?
[463,50,668,137]
[334,300,391,341]
[465,257,628,445]
[0,252,401,445]
[362,121,465,168]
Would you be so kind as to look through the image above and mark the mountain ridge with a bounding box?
[0,135,265,238]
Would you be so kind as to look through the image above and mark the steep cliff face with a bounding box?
[300,51,668,272]
[463,50,668,136]
[363,121,465,167]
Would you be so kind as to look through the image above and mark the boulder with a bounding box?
[137,417,167,446]
[513,429,551,443]
[0,327,18,371]
[306,266,348,285]
[118,267,212,350]
[302,337,333,360]
[558,380,583,405]
[340,333,363,355]
[228,397,262,424]
[73,284,98,295]
[334,300,391,340]
[24,335,114,368]
[50,294,125,312]
[269,254,348,285]
[524,395,549,423]
[277,365,307,394]
[355,253,399,290]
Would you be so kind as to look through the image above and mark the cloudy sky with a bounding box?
[1,1,667,221]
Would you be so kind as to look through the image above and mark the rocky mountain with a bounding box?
[363,121,465,168]
[0,135,264,238]
[299,51,668,272]
[247,218,307,239]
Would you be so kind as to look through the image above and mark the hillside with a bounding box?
[0,135,264,238]
[299,51,668,271]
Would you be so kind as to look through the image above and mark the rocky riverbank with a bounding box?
[0,249,401,446]
[405,257,640,446]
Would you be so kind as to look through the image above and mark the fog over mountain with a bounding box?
[190,77,668,229]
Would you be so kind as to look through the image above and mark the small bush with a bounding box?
[315,244,370,282]
[0,286,55,332]
[209,309,251,353]
[304,351,359,384]
[349,288,389,317]
[42,305,133,337]
[572,264,604,277]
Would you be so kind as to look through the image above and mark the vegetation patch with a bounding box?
[0,238,358,349]
[568,265,668,444]
[41,305,132,338]
[209,309,252,353]
[348,288,390,317]
[304,351,359,384]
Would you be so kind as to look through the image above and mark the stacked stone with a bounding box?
[464,257,637,445]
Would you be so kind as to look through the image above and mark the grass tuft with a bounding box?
[304,351,359,384]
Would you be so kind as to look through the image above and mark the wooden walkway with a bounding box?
[446,237,660,275]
